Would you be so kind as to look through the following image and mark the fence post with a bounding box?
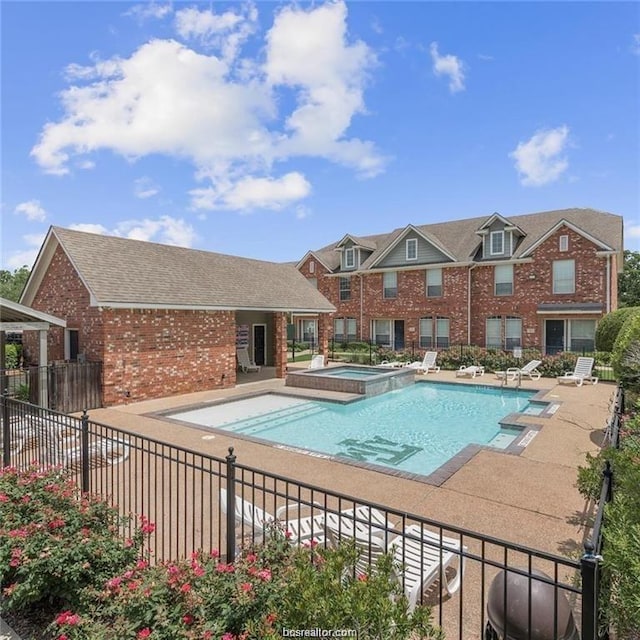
[603,460,613,503]
[81,410,90,493]
[2,391,10,468]
[580,540,601,640]
[226,447,237,562]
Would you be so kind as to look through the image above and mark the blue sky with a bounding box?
[1,1,639,270]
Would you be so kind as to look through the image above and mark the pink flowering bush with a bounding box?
[0,465,147,614]
[49,526,442,640]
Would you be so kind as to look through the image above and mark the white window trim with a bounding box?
[426,268,443,298]
[494,264,514,296]
[344,248,355,269]
[383,271,398,299]
[490,230,504,255]
[559,235,569,252]
[309,260,315,273]
[406,238,418,261]
[553,259,575,294]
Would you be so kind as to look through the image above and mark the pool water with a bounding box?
[316,368,384,379]
[171,383,537,477]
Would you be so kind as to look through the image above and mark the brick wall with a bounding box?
[24,244,237,406]
[101,308,236,405]
[309,224,612,349]
[22,245,103,364]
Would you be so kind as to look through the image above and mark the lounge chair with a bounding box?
[557,357,598,387]
[495,359,542,382]
[379,360,404,368]
[456,365,485,378]
[405,351,440,374]
[236,347,261,373]
[219,488,326,545]
[308,355,325,369]
[324,505,396,543]
[326,519,466,612]
[62,437,130,470]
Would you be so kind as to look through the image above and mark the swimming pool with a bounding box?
[168,383,542,479]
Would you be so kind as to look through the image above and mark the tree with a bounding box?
[0,266,30,302]
[618,250,640,307]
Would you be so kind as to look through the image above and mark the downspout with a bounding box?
[359,274,364,340]
[606,254,611,313]
[467,264,477,345]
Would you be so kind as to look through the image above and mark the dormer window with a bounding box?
[344,248,355,269]
[406,238,418,261]
[490,231,504,255]
[559,235,569,252]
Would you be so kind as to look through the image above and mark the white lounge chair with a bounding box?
[405,351,440,374]
[379,360,404,368]
[324,506,396,543]
[456,365,485,378]
[236,347,261,373]
[495,359,542,382]
[326,519,466,612]
[62,437,130,470]
[220,488,326,545]
[308,355,325,369]
[557,357,598,387]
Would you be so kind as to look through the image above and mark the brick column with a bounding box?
[317,314,330,357]
[273,312,288,378]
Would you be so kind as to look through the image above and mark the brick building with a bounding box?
[20,227,334,406]
[292,208,624,355]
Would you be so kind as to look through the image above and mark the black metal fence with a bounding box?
[1,393,620,639]
[324,340,616,382]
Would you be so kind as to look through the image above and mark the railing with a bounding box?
[579,385,624,640]
[327,340,616,382]
[2,394,618,639]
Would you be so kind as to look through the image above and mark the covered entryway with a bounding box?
[0,298,66,407]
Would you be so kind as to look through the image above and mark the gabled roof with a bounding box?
[21,227,336,313]
[519,218,614,257]
[306,208,623,272]
[367,224,457,268]
[476,212,526,236]
[295,250,333,272]
[334,234,378,251]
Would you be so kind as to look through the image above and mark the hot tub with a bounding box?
[285,364,415,396]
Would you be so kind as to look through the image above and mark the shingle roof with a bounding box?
[310,208,623,270]
[43,227,335,312]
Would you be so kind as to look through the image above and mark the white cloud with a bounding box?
[31,1,384,211]
[190,172,311,211]
[295,204,311,220]
[626,222,640,238]
[70,216,196,247]
[264,2,383,176]
[509,125,570,186]
[477,53,494,62]
[134,177,160,199]
[14,200,47,222]
[5,233,47,269]
[125,3,173,21]
[430,42,465,93]
[632,34,640,55]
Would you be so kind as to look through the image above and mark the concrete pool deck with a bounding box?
[86,363,614,559]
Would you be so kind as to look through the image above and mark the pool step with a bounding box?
[222,402,328,435]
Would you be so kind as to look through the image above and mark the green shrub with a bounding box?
[611,313,640,391]
[596,307,640,352]
[3,344,21,369]
[577,409,640,637]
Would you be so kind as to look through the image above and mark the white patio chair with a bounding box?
[495,359,542,382]
[557,357,598,387]
[326,519,466,612]
[219,488,326,545]
[405,351,440,374]
[236,347,261,373]
[308,355,325,369]
[455,365,484,378]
